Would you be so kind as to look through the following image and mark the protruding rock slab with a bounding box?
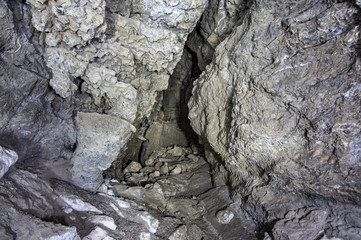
[71,112,135,191]
[0,195,80,240]
[0,146,18,179]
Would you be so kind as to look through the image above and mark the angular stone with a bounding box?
[71,112,135,191]
[123,161,143,174]
[167,146,184,157]
[216,210,234,224]
[144,122,189,158]
[83,227,115,240]
[0,146,18,179]
[58,194,103,214]
[88,215,117,230]
[169,225,187,240]
[170,166,182,175]
[113,184,146,201]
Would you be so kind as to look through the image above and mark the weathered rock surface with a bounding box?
[0,145,18,179]
[189,0,361,221]
[269,205,361,240]
[0,169,159,239]
[71,112,135,191]
[26,0,208,120]
[0,0,76,182]
[1,0,361,239]
[1,0,209,192]
[0,197,80,240]
[107,146,258,239]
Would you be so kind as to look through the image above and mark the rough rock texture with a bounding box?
[189,0,361,235]
[269,205,361,240]
[0,145,18,178]
[0,0,76,181]
[106,146,257,239]
[0,169,159,239]
[71,112,136,191]
[187,0,251,71]
[26,0,208,120]
[1,0,209,190]
[199,0,250,48]
[1,0,361,239]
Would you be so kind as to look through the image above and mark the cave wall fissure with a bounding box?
[0,0,361,239]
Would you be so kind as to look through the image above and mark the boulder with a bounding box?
[71,112,135,191]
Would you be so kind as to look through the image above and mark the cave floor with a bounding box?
[102,144,258,239]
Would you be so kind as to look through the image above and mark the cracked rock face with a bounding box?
[26,0,208,121]
[1,0,361,239]
[0,145,18,179]
[2,0,208,189]
[189,0,361,217]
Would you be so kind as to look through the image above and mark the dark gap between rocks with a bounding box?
[99,27,259,239]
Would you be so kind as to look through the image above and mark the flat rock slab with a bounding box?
[71,112,135,192]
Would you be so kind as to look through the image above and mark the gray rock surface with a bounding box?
[71,112,136,191]
[0,0,76,182]
[270,205,361,240]
[26,0,208,121]
[0,197,80,240]
[0,145,18,178]
[1,0,208,191]
[0,169,157,239]
[189,0,361,219]
[1,0,361,239]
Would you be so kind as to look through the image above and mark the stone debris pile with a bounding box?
[97,145,258,239]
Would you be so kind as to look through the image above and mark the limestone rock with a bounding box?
[269,205,361,240]
[0,146,18,179]
[71,112,136,191]
[168,224,207,240]
[0,38,76,182]
[271,207,328,240]
[198,186,257,239]
[26,0,208,120]
[170,166,182,175]
[167,146,184,157]
[159,163,170,175]
[113,184,146,201]
[199,0,249,48]
[169,225,187,240]
[0,196,80,240]
[124,161,143,174]
[216,209,234,224]
[58,194,103,214]
[144,122,189,159]
[83,227,115,240]
[3,170,55,218]
[188,0,361,215]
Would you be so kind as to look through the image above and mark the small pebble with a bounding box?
[149,170,160,178]
[159,163,169,175]
[216,209,234,224]
[170,166,182,175]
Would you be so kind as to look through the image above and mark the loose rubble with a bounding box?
[0,0,360,239]
[99,145,258,239]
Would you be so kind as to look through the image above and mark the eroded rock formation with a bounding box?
[189,0,361,238]
[0,0,360,239]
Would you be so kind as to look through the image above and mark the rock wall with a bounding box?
[189,0,361,225]
[0,0,207,190]
[1,0,361,239]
